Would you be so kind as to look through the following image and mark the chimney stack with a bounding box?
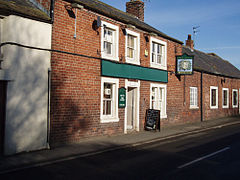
[126,0,144,21]
[185,34,194,50]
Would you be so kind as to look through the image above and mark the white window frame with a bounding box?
[222,88,229,108]
[190,87,198,109]
[210,86,218,109]
[101,21,119,61]
[232,89,238,108]
[150,83,167,118]
[125,29,140,65]
[100,77,119,123]
[150,37,167,70]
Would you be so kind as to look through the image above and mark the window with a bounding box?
[150,84,167,118]
[222,88,229,108]
[150,37,167,70]
[190,87,198,108]
[210,86,218,109]
[232,89,238,108]
[125,29,140,65]
[101,21,119,61]
[100,77,119,123]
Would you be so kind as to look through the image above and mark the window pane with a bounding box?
[233,91,237,106]
[223,90,227,106]
[152,43,155,53]
[211,89,216,106]
[152,53,155,63]
[104,41,112,55]
[127,48,134,58]
[157,55,161,64]
[103,83,113,115]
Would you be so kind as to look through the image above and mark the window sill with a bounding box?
[190,106,199,109]
[150,63,167,70]
[210,106,218,109]
[160,114,167,119]
[126,58,140,65]
[102,54,119,61]
[222,106,229,109]
[232,106,238,108]
[100,117,119,123]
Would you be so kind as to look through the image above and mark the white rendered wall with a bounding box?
[1,15,52,155]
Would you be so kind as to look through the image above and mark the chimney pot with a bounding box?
[186,34,194,50]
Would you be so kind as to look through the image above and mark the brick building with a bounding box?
[50,0,240,146]
[0,0,239,154]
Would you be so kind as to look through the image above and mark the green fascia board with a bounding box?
[101,60,168,83]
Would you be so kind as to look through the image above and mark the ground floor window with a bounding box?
[232,89,238,108]
[100,77,119,123]
[222,88,229,108]
[190,87,198,109]
[150,83,167,118]
[210,86,218,109]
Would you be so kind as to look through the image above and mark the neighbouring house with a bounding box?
[50,0,240,147]
[180,35,240,123]
[0,0,52,155]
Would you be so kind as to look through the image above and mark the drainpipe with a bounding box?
[47,68,51,149]
[50,0,55,23]
[200,71,203,122]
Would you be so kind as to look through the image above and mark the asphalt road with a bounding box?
[1,123,240,180]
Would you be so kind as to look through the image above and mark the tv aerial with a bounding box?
[193,26,200,47]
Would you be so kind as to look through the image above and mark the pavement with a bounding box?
[0,116,240,174]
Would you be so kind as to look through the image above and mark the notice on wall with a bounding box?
[145,109,160,131]
[118,87,126,108]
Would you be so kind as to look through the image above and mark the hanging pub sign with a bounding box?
[176,54,194,75]
[118,87,126,108]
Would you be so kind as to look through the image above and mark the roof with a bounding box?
[0,0,50,22]
[71,0,183,44]
[183,46,240,79]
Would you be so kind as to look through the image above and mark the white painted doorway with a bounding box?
[124,80,140,133]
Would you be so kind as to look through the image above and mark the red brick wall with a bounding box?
[50,0,240,145]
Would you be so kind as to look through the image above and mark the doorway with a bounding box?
[125,80,140,133]
[0,81,7,154]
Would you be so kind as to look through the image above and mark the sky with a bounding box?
[99,0,240,70]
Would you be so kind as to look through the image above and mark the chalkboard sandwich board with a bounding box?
[145,109,160,131]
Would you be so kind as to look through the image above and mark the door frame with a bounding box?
[124,80,140,134]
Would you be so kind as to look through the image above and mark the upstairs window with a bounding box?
[150,37,167,70]
[125,29,140,65]
[232,89,238,108]
[101,21,119,61]
[103,28,113,55]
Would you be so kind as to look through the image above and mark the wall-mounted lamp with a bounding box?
[71,3,84,9]
[221,78,226,84]
[64,3,84,39]
[144,33,149,43]
[93,16,102,31]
